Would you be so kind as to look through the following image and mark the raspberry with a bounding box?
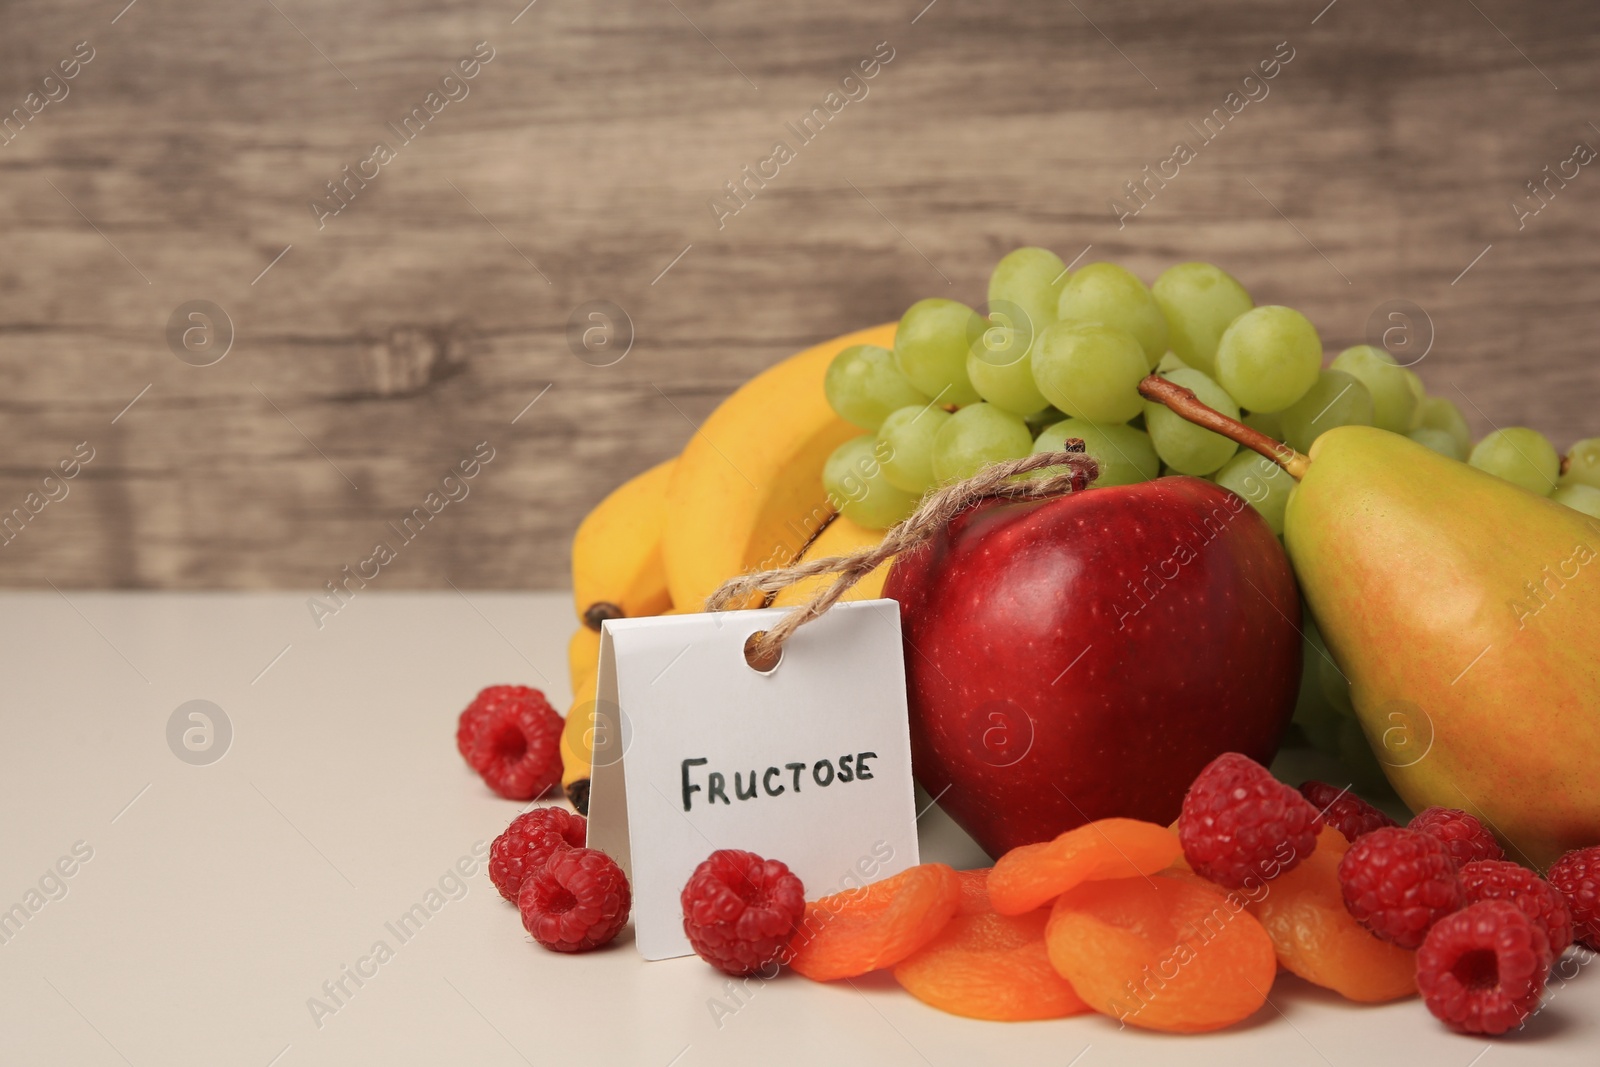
[517,847,630,953]
[456,692,496,759]
[1409,807,1505,868]
[681,850,807,976]
[1178,752,1322,889]
[1416,900,1552,1035]
[1298,780,1397,843]
[488,807,588,902]
[1458,860,1572,956]
[1337,826,1464,948]
[463,686,564,801]
[1546,846,1600,952]
[457,685,543,760]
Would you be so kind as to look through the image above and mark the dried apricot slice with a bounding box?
[1045,871,1276,1033]
[953,868,992,916]
[1247,842,1416,1002]
[1316,824,1351,854]
[989,818,1181,916]
[894,874,1090,1021]
[1156,866,1223,893]
[788,863,961,982]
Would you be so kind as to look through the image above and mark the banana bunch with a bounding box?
[559,325,900,812]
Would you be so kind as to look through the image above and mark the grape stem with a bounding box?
[1137,375,1312,480]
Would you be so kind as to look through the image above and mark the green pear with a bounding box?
[1140,376,1600,867]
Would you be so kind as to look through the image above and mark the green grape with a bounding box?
[1023,405,1065,437]
[1033,418,1160,487]
[1030,322,1148,423]
[1278,369,1374,454]
[824,343,931,431]
[1401,368,1425,406]
[1337,716,1393,797]
[1215,305,1321,414]
[823,435,919,529]
[1293,681,1341,752]
[1056,263,1169,369]
[1292,626,1340,753]
[1299,619,1352,750]
[1151,262,1253,377]
[1242,409,1284,441]
[988,247,1066,340]
[1408,426,1465,461]
[1412,395,1471,456]
[893,299,982,406]
[931,402,1032,483]
[1155,352,1190,374]
[1303,613,1328,657]
[1143,367,1240,475]
[1318,644,1354,718]
[1552,483,1600,519]
[967,319,1049,416]
[1560,437,1600,489]
[1468,427,1559,495]
[1329,345,1416,433]
[876,404,951,494]
[1211,450,1294,535]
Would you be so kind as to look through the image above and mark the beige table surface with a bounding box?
[0,592,1593,1065]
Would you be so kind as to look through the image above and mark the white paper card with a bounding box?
[586,599,921,961]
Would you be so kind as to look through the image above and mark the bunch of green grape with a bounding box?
[821,246,1600,533]
[821,249,1177,531]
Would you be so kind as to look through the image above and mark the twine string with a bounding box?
[705,443,1099,669]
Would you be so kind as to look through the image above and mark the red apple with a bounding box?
[883,476,1301,858]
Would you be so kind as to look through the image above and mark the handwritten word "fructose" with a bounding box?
[681,753,878,812]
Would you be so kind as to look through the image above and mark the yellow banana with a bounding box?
[560,672,598,813]
[572,458,676,630]
[567,626,601,695]
[568,324,901,809]
[663,323,898,611]
[770,512,894,607]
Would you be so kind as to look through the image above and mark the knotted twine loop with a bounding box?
[705,443,1099,671]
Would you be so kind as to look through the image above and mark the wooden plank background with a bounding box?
[1,0,1597,591]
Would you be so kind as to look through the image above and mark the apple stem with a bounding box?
[1138,375,1312,480]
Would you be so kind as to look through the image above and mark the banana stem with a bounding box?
[759,509,840,609]
[1138,375,1312,480]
